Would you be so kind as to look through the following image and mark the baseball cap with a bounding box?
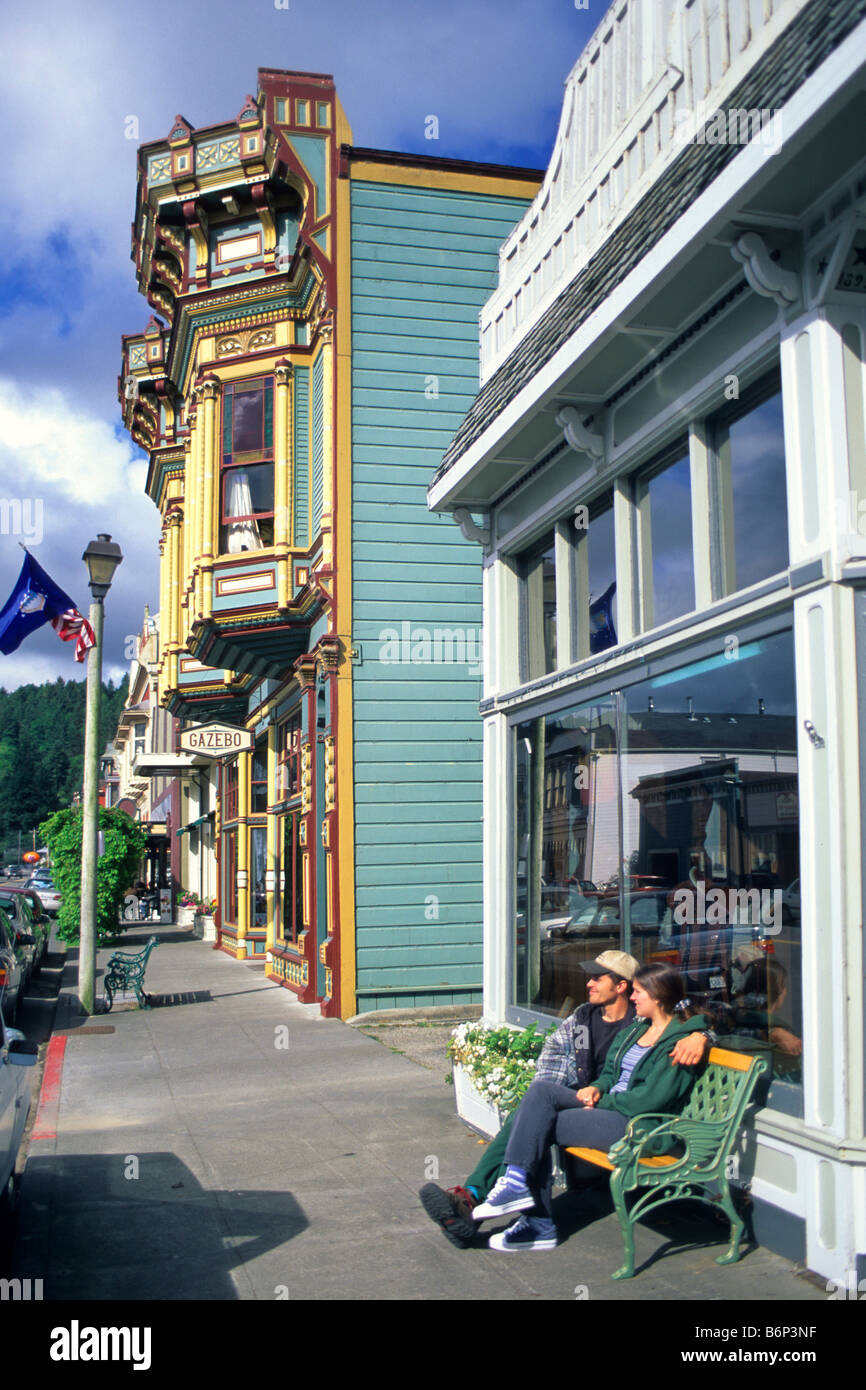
[580,950,639,981]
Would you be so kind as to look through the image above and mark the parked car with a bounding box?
[6,888,50,967]
[0,906,25,1027]
[0,892,40,983]
[0,1003,38,1217]
[27,874,62,918]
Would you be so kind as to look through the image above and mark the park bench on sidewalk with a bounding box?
[102,935,160,1012]
[565,1046,770,1280]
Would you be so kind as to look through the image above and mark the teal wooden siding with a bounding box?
[293,365,310,546]
[312,353,324,535]
[350,179,532,1011]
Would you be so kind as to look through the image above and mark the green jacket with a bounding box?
[592,1013,707,1119]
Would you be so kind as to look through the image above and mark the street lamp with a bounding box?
[78,534,123,1015]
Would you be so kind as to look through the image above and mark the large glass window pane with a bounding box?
[251,825,267,929]
[232,388,264,453]
[620,630,801,1116]
[713,384,788,593]
[520,533,556,679]
[637,450,694,628]
[584,497,617,655]
[514,699,617,1017]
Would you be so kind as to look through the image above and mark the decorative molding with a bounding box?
[730,232,800,307]
[215,325,276,357]
[555,406,605,459]
[452,507,490,547]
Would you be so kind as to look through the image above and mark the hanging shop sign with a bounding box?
[179,723,254,756]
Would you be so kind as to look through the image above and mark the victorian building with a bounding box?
[430,0,866,1284]
[119,69,539,1017]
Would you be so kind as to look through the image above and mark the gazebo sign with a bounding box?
[180,723,253,756]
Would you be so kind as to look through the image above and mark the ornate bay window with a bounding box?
[220,377,275,553]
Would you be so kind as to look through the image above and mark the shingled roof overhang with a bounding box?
[429,0,866,514]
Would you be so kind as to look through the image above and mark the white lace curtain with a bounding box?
[225,471,263,552]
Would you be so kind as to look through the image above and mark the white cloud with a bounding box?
[0,377,159,690]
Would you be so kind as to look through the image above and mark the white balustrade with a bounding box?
[480,0,804,383]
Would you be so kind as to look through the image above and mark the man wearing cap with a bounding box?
[419,950,708,1247]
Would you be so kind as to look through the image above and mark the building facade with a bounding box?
[119,69,539,1017]
[430,0,866,1283]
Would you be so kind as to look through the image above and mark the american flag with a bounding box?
[50,608,96,663]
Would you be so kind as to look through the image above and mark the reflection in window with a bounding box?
[520,534,556,680]
[251,738,268,814]
[251,825,267,929]
[512,629,801,1116]
[581,497,617,657]
[281,812,304,943]
[514,700,617,1016]
[220,379,275,553]
[636,450,694,628]
[712,383,788,594]
[620,630,801,1116]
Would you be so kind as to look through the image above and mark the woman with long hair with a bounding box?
[474,961,707,1251]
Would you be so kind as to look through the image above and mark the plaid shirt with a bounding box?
[535,1001,636,1090]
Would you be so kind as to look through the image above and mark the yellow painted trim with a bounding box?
[335,165,357,1021]
[348,161,541,200]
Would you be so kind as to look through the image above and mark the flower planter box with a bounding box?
[176,906,197,928]
[452,1063,504,1138]
[200,913,216,942]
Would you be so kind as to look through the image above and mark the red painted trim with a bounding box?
[31,1034,68,1141]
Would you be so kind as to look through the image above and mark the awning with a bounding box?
[176,812,215,837]
[133,752,209,778]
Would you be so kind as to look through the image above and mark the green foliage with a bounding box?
[39,805,148,944]
[447,1021,555,1113]
[0,676,128,849]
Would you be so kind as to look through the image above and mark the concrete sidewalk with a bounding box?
[13,926,826,1302]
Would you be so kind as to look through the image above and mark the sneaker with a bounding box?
[489,1215,558,1252]
[472,1173,534,1221]
[418,1183,477,1248]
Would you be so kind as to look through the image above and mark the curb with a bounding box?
[30,1034,67,1144]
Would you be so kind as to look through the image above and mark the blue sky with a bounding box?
[0,0,595,690]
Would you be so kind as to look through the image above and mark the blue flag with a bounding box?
[0,552,95,661]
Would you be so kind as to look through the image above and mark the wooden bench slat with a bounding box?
[565,1146,678,1170]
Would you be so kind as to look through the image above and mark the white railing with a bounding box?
[480,0,805,383]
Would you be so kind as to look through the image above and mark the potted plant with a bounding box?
[446,1021,552,1137]
[199,897,217,942]
[176,891,199,929]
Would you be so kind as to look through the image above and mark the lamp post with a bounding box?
[78,533,123,1016]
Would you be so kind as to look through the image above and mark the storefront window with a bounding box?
[281,812,303,942]
[223,758,239,821]
[277,714,302,800]
[251,825,267,930]
[251,738,268,814]
[636,447,694,629]
[512,628,801,1115]
[514,698,617,1014]
[520,532,556,679]
[223,830,237,924]
[711,379,788,594]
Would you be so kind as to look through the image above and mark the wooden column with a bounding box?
[199,376,219,620]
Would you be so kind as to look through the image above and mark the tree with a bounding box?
[39,805,148,943]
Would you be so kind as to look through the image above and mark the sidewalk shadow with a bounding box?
[552,1183,748,1274]
[14,1153,308,1300]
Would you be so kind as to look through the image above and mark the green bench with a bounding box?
[566,1046,770,1280]
[102,935,160,1012]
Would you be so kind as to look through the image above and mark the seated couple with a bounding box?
[420,952,710,1252]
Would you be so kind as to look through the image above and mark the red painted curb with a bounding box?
[31,1034,67,1142]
